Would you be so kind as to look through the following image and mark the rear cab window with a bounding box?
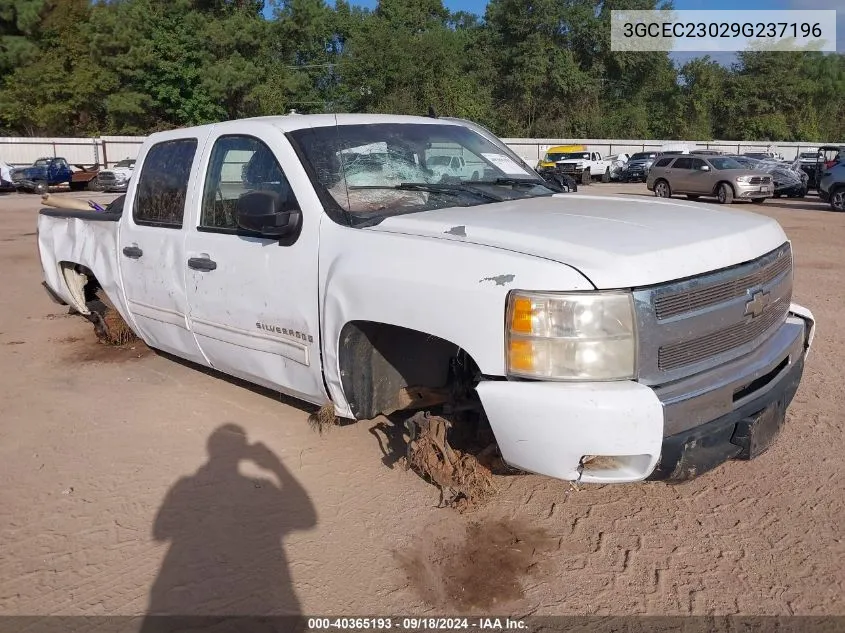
[133,138,199,229]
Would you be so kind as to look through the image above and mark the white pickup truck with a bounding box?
[37,114,815,488]
[553,151,614,185]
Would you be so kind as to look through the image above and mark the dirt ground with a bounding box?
[0,184,842,617]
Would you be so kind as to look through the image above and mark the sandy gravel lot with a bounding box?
[0,184,842,618]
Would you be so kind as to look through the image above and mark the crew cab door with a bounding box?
[117,135,209,365]
[183,129,328,404]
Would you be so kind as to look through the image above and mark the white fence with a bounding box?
[0,134,838,168]
[0,136,144,168]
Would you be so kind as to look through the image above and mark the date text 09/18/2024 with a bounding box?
[307,617,528,630]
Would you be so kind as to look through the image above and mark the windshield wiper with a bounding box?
[348,182,503,202]
[472,177,546,187]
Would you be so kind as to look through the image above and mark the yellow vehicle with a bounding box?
[537,145,587,170]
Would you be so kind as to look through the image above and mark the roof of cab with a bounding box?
[146,113,461,142]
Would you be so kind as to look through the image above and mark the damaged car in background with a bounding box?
[728,155,808,198]
[36,113,815,507]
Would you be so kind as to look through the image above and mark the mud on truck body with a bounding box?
[36,114,815,500]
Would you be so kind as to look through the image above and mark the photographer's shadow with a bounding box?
[144,423,317,619]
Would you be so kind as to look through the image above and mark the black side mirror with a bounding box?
[235,190,301,238]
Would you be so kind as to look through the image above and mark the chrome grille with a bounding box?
[749,176,772,185]
[658,297,789,371]
[633,242,794,385]
[654,246,792,319]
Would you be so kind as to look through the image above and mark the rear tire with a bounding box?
[717,182,734,204]
[601,168,610,183]
[654,180,672,198]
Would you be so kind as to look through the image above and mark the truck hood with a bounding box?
[365,194,788,289]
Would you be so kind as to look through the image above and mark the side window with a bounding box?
[200,135,297,232]
[133,138,198,228]
[673,157,692,170]
[689,158,706,170]
[655,157,673,167]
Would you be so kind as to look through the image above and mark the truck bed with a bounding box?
[37,203,125,321]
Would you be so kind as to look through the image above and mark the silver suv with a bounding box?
[646,155,773,204]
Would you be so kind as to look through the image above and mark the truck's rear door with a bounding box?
[182,126,328,405]
[118,133,211,365]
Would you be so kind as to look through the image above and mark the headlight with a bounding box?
[506,291,636,380]
[736,175,754,183]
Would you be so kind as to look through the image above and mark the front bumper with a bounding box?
[735,182,774,199]
[476,304,815,484]
[100,179,129,192]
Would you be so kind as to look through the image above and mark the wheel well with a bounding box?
[714,180,735,195]
[59,262,102,314]
[337,321,480,420]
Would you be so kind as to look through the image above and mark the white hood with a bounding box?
[365,194,788,288]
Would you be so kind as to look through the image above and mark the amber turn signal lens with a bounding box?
[508,339,535,372]
[511,296,534,334]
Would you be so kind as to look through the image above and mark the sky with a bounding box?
[296,0,843,66]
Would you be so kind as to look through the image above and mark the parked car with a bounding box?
[744,151,784,161]
[536,144,587,170]
[0,160,14,192]
[819,162,845,211]
[426,154,481,181]
[606,153,629,181]
[37,113,815,487]
[553,150,614,184]
[97,158,137,192]
[647,155,773,204]
[726,155,808,198]
[800,145,843,191]
[620,151,661,182]
[11,157,75,194]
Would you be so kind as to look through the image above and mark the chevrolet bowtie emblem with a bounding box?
[744,290,770,319]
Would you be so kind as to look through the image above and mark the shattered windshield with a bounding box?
[288,123,556,223]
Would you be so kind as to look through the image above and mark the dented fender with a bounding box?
[37,213,130,323]
[318,219,595,418]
